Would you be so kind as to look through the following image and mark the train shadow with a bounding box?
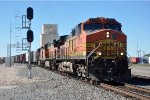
[127,77,150,86]
[101,76,150,86]
[101,81,125,86]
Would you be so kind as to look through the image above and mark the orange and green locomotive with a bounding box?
[38,17,131,82]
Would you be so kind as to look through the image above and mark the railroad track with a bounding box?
[78,78,150,100]
[100,83,150,100]
[132,74,150,80]
[41,66,150,100]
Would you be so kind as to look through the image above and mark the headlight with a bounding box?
[120,52,123,55]
[98,52,102,56]
[106,32,110,38]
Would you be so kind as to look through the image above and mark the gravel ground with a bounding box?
[130,64,150,89]
[0,64,132,100]
[130,64,150,77]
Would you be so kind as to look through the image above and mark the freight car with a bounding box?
[13,51,36,64]
[130,57,140,64]
[38,17,131,82]
[0,57,5,64]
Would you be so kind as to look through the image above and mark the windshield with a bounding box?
[84,23,122,33]
[83,23,102,31]
[104,24,122,32]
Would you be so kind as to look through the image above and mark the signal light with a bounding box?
[27,7,33,20]
[27,30,34,43]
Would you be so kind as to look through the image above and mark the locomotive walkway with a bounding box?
[0,64,131,100]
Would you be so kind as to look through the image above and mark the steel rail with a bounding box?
[100,83,150,100]
[125,83,150,94]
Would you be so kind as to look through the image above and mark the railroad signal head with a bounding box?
[27,7,33,20]
[27,30,34,43]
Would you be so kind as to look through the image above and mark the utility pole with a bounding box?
[137,39,139,58]
[139,50,141,58]
[10,21,12,67]
[143,51,145,57]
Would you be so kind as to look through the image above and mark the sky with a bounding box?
[0,1,150,57]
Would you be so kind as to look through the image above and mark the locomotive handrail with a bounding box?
[119,42,131,58]
[86,42,102,59]
[119,42,133,66]
[86,42,101,75]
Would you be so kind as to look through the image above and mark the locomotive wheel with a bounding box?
[76,67,82,77]
[58,62,63,72]
[75,64,81,77]
[75,64,87,77]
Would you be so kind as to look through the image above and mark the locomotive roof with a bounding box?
[84,17,121,25]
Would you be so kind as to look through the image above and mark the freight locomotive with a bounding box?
[37,17,131,82]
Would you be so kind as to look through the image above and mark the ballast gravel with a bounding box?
[131,64,150,77]
[0,64,132,100]
[130,64,150,89]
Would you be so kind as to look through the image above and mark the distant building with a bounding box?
[142,57,150,64]
[40,24,59,47]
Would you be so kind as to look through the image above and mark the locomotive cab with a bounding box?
[84,17,131,82]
